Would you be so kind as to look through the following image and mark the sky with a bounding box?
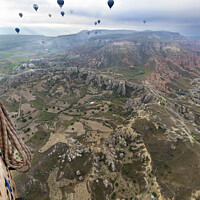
[0,0,200,36]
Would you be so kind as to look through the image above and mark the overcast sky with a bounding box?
[0,0,200,36]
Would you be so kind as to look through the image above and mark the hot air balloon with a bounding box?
[94,22,97,26]
[33,4,39,12]
[57,0,64,8]
[15,28,20,34]
[49,14,52,17]
[45,49,49,52]
[87,31,90,35]
[61,11,65,17]
[108,0,114,9]
[42,41,45,44]
[143,20,146,24]
[97,20,101,24]
[19,13,23,18]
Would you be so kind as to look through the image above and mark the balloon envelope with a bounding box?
[19,13,23,18]
[61,11,65,17]
[15,28,20,33]
[33,4,38,11]
[94,22,97,26]
[49,14,52,17]
[98,20,101,24]
[57,0,64,8]
[108,0,114,9]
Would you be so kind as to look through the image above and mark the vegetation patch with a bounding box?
[38,111,56,121]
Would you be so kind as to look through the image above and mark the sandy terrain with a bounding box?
[39,132,69,153]
[21,89,36,101]
[66,122,85,136]
[82,120,113,132]
[78,95,93,105]
[9,93,21,101]
[59,113,73,121]
[21,103,35,115]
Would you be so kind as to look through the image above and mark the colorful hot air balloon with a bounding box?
[19,13,23,18]
[61,11,65,17]
[57,0,64,8]
[33,4,39,11]
[108,0,114,9]
[15,28,20,34]
[45,49,48,52]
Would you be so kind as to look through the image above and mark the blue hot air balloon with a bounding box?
[108,0,114,9]
[49,14,52,17]
[57,0,64,8]
[19,13,23,18]
[97,20,101,24]
[33,4,39,11]
[61,11,65,17]
[94,22,97,26]
[15,28,20,34]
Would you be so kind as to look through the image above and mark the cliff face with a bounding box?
[79,69,144,96]
[59,32,200,93]
[145,51,200,92]
[3,31,200,95]
[71,39,182,69]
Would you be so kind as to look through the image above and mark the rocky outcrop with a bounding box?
[79,69,144,96]
[140,94,153,104]
[0,66,145,99]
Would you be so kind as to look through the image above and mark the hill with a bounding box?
[1,30,200,200]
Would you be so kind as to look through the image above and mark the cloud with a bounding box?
[0,0,200,36]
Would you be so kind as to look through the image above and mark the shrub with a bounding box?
[111,192,116,200]
[22,118,27,123]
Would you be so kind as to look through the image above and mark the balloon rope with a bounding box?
[0,102,32,173]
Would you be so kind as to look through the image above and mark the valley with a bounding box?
[1,30,200,200]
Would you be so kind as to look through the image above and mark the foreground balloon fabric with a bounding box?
[0,102,32,172]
